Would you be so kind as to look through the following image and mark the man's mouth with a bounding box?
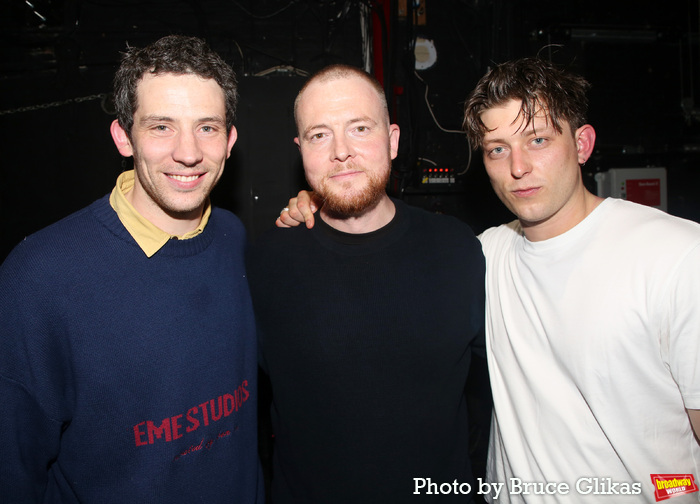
[512,187,539,197]
[330,169,363,179]
[168,174,202,182]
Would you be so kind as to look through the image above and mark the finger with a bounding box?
[296,191,318,213]
[275,216,292,228]
[279,212,300,226]
[287,197,305,224]
[295,191,317,228]
[303,208,315,229]
[278,202,303,227]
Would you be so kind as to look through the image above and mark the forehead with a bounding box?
[134,72,225,112]
[296,75,386,124]
[481,99,557,140]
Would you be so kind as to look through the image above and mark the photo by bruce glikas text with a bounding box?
[413,477,643,499]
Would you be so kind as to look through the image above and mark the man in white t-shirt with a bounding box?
[461,57,700,503]
[278,58,700,502]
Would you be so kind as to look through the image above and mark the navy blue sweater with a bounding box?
[248,199,487,503]
[0,195,263,503]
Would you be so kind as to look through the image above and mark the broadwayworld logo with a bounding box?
[651,474,699,501]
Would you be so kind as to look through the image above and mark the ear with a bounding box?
[389,124,400,160]
[110,120,133,157]
[575,124,596,164]
[294,137,301,150]
[226,125,238,159]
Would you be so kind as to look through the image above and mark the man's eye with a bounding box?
[533,137,545,145]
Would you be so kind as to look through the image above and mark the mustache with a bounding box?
[328,162,364,177]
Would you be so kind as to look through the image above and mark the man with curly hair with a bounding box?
[0,35,263,503]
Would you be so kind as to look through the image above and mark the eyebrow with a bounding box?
[519,123,553,137]
[483,122,555,145]
[302,115,377,138]
[138,114,226,125]
[139,115,173,125]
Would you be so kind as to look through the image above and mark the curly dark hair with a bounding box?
[113,35,238,137]
[463,57,590,149]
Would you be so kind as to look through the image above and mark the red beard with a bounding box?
[315,162,390,218]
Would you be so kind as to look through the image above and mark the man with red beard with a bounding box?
[247,64,489,503]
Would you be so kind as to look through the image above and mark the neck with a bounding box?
[320,194,395,234]
[522,189,604,242]
[125,188,204,236]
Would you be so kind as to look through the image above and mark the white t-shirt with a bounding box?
[480,198,700,503]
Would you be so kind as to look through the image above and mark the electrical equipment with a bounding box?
[594,167,667,211]
[421,166,456,186]
[414,37,437,70]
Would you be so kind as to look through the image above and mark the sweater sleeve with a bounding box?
[0,377,64,502]
[0,243,68,502]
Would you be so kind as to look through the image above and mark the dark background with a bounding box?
[1,0,699,259]
[2,1,698,498]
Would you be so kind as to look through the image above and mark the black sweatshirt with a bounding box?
[249,199,488,503]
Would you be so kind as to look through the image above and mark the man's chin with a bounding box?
[320,192,383,219]
[315,168,390,219]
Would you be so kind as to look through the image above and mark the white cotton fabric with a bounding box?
[480,198,700,503]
